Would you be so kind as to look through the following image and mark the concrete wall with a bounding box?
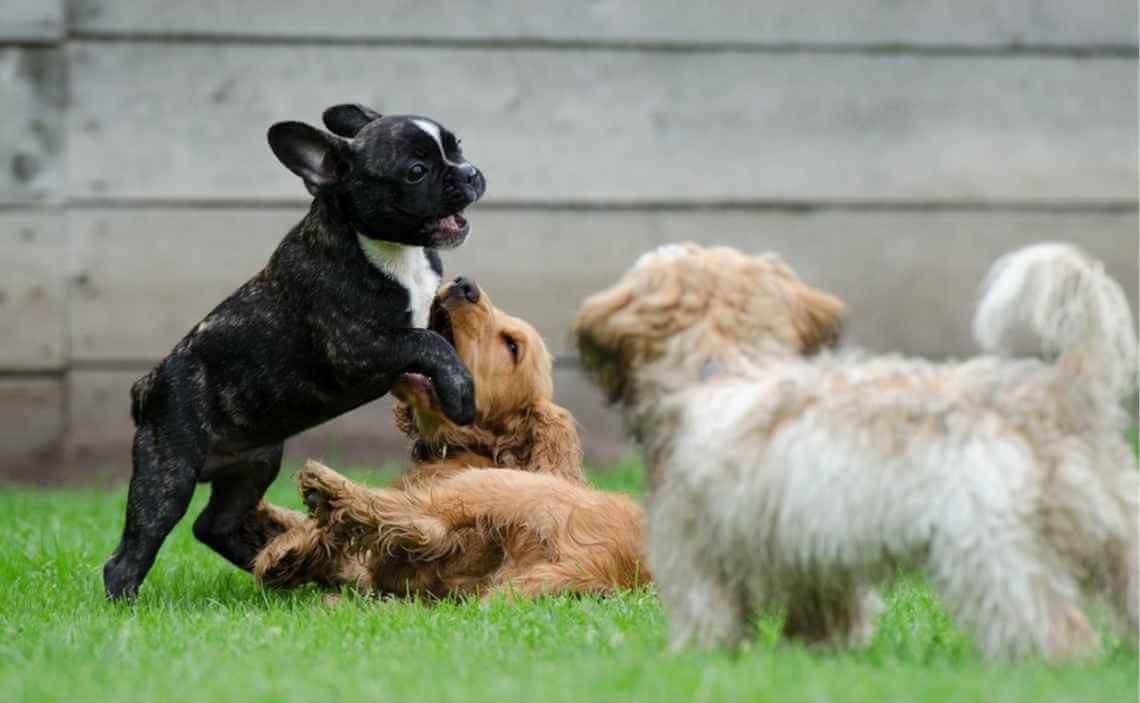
[1,1,1136,482]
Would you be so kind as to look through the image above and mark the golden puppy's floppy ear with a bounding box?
[392,401,419,440]
[792,282,846,354]
[521,401,584,483]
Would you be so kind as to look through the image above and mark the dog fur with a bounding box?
[102,105,487,599]
[389,276,585,487]
[253,279,648,598]
[574,242,1137,658]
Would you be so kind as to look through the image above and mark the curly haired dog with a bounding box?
[252,278,648,597]
[574,242,1137,658]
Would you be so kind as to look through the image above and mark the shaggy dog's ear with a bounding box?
[793,283,846,354]
[574,284,638,403]
[521,401,584,483]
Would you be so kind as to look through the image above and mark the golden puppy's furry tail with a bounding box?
[973,243,1137,399]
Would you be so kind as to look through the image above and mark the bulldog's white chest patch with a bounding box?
[357,235,440,328]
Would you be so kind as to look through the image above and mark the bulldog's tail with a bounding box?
[130,369,158,426]
[973,243,1137,402]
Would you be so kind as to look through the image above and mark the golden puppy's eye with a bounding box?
[502,333,519,362]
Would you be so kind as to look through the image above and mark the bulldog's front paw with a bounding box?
[390,372,440,412]
[437,368,476,425]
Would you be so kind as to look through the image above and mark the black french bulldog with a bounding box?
[103,104,485,599]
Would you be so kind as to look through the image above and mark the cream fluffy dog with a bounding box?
[573,242,1137,658]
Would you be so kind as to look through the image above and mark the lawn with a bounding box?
[1,455,1136,703]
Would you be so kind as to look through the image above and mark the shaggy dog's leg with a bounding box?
[995,447,1139,653]
[784,588,882,648]
[1096,462,1139,640]
[649,496,751,650]
[928,539,1098,659]
[664,567,751,651]
[1106,495,1140,639]
[1048,452,1139,643]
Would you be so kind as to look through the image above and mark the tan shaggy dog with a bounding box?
[251,278,649,598]
[573,242,1137,659]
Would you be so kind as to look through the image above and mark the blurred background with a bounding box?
[1,1,1136,483]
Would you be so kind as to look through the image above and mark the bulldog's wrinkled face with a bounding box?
[269,104,486,249]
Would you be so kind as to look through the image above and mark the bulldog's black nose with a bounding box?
[456,163,480,185]
[450,276,480,303]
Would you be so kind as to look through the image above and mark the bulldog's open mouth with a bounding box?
[438,212,467,235]
[427,211,469,248]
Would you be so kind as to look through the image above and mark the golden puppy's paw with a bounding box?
[253,523,315,588]
[297,460,347,517]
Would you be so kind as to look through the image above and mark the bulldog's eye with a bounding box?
[406,164,428,183]
[502,333,519,362]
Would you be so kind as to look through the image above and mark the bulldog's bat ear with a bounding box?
[268,121,351,195]
[322,103,382,138]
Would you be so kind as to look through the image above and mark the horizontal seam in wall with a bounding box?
[1,358,586,374]
[0,370,65,380]
[62,361,153,372]
[63,32,1139,57]
[0,38,64,48]
[42,198,1140,214]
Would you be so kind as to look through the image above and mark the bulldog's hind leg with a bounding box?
[103,422,205,600]
[193,444,284,570]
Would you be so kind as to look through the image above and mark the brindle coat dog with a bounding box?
[103,104,485,599]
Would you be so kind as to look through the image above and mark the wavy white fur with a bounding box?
[974,242,1137,398]
[575,242,1139,659]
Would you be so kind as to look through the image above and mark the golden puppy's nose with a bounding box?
[448,276,480,304]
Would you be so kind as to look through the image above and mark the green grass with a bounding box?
[1,456,1136,703]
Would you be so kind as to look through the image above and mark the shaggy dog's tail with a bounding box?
[973,243,1137,401]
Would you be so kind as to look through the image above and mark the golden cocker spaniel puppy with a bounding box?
[252,278,648,598]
